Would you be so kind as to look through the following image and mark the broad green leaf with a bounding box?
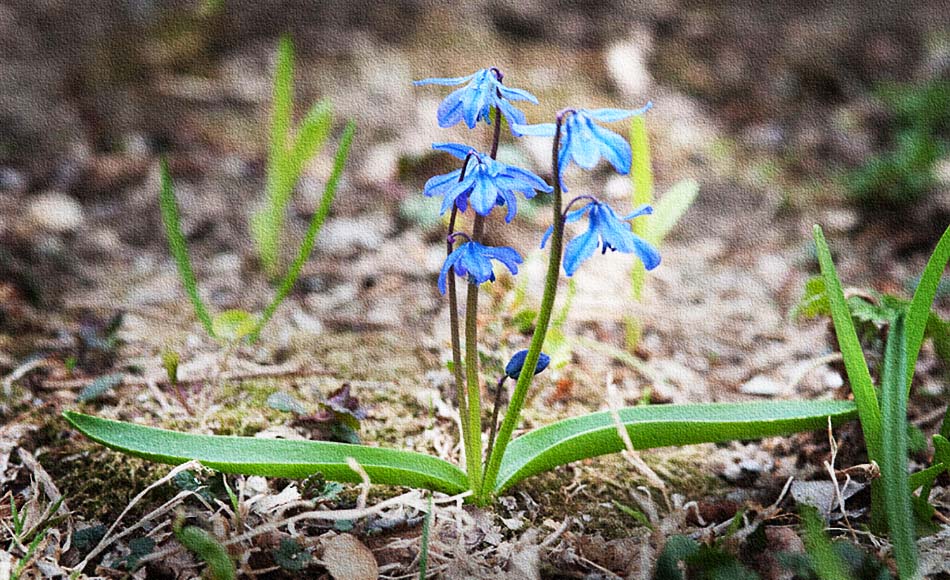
[494,400,857,493]
[791,276,830,320]
[64,411,468,495]
[904,225,950,394]
[250,121,356,342]
[879,315,918,578]
[646,178,700,246]
[211,309,257,343]
[813,225,882,461]
[159,159,215,337]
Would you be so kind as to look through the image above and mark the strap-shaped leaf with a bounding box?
[905,225,950,394]
[64,412,468,495]
[494,400,857,493]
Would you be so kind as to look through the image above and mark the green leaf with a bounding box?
[655,536,699,580]
[159,159,215,337]
[800,505,852,580]
[646,178,700,246]
[78,373,124,403]
[813,225,882,461]
[250,121,356,342]
[792,276,831,320]
[287,99,333,178]
[879,315,918,578]
[211,309,258,343]
[175,524,235,580]
[273,538,311,572]
[63,411,468,495]
[904,225,950,394]
[494,400,857,493]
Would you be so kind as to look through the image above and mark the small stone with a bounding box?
[28,191,83,233]
[739,375,785,396]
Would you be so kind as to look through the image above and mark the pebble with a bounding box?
[28,191,84,233]
[739,374,785,396]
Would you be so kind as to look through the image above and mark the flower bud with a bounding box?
[505,350,551,380]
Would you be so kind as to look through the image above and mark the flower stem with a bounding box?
[464,213,486,496]
[483,375,507,464]
[446,207,469,462]
[480,111,569,503]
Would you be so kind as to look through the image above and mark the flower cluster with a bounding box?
[415,67,660,288]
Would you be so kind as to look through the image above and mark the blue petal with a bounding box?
[589,122,632,174]
[540,225,554,249]
[621,204,653,221]
[460,245,495,284]
[585,103,652,122]
[483,245,523,275]
[438,246,465,295]
[594,205,637,253]
[432,143,476,159]
[437,86,469,128]
[468,175,497,216]
[568,117,602,169]
[632,236,661,270]
[504,350,551,379]
[512,123,557,137]
[498,85,539,104]
[563,228,600,277]
[501,166,553,192]
[423,170,462,198]
[414,74,475,86]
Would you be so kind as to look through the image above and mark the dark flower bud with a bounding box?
[505,350,551,379]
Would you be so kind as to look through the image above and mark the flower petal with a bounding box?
[432,143,476,159]
[413,74,475,86]
[585,103,652,122]
[588,122,632,174]
[620,204,654,221]
[563,228,600,277]
[438,245,465,295]
[632,236,661,270]
[512,122,557,137]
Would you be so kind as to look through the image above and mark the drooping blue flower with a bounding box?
[542,200,660,276]
[414,69,538,131]
[514,105,652,183]
[505,350,551,379]
[438,241,523,295]
[424,143,552,222]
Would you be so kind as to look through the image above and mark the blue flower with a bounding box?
[438,241,523,295]
[514,105,652,183]
[542,200,660,276]
[414,69,538,131]
[424,143,552,222]
[505,350,551,379]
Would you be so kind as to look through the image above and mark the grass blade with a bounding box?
[288,99,333,178]
[159,159,215,337]
[647,179,700,246]
[250,120,356,342]
[880,315,919,578]
[494,400,857,493]
[904,225,950,394]
[64,410,468,495]
[418,493,433,580]
[813,225,882,460]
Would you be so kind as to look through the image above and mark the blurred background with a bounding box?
[1,0,949,393]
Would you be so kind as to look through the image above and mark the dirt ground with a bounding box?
[2,1,950,578]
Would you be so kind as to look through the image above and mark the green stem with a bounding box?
[464,215,486,496]
[480,111,568,503]
[446,207,469,458]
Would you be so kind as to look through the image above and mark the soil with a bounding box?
[2,1,950,578]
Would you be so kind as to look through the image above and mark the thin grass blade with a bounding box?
[287,99,333,178]
[813,225,882,460]
[904,225,950,394]
[494,400,857,493]
[647,179,700,246]
[879,315,919,578]
[250,121,356,342]
[64,411,468,495]
[159,159,215,337]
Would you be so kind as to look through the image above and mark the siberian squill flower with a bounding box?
[505,350,551,380]
[424,143,552,222]
[414,68,538,131]
[514,105,652,183]
[542,200,660,276]
[438,241,523,295]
